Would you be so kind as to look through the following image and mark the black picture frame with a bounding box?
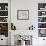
[17,10,29,20]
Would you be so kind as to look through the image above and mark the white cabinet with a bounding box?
[0,35,8,45]
[38,37,46,46]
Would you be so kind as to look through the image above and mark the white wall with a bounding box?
[11,0,38,30]
[11,0,46,30]
[11,0,46,46]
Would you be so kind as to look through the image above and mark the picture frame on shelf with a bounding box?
[17,10,29,20]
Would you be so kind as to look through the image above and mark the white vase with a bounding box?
[21,40,25,46]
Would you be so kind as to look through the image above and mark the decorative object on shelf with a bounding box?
[5,6,8,10]
[29,25,35,30]
[38,3,46,10]
[0,3,8,10]
[11,23,16,30]
[38,17,42,22]
[0,23,8,30]
[38,23,46,28]
[45,6,46,9]
[40,8,44,10]
[19,35,29,40]
[0,17,8,22]
[0,6,1,10]
[42,12,45,15]
[0,23,8,37]
[38,11,46,16]
[17,10,29,20]
[15,35,32,45]
[39,29,46,37]
[38,17,46,22]
[0,11,8,16]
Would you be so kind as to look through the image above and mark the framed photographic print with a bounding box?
[17,10,29,20]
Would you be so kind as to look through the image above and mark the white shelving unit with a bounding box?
[38,3,46,37]
[38,16,46,17]
[0,16,8,17]
[38,22,46,23]
[0,10,8,11]
[38,10,46,11]
[0,3,8,37]
[38,28,46,29]
[0,2,9,45]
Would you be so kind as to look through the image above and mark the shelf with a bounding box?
[0,22,8,23]
[0,11,8,16]
[38,22,46,23]
[38,10,46,11]
[0,10,8,11]
[38,28,46,29]
[38,15,46,17]
[0,16,8,17]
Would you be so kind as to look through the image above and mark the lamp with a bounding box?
[11,23,16,30]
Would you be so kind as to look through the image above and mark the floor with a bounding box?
[0,45,8,46]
